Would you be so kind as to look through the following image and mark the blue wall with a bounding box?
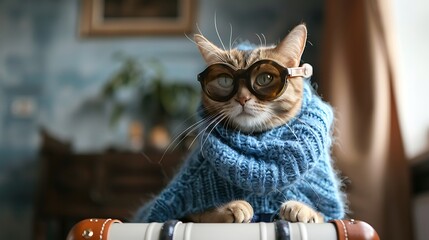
[0,0,322,238]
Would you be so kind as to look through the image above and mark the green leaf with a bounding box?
[109,104,125,127]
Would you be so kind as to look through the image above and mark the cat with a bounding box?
[134,24,345,224]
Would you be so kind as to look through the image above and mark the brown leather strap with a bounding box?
[330,219,380,240]
[67,218,122,240]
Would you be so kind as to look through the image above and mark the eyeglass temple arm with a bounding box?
[288,63,313,78]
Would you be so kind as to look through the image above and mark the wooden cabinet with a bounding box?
[33,130,187,239]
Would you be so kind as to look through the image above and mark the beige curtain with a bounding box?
[321,0,413,239]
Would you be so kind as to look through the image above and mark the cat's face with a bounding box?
[195,24,308,133]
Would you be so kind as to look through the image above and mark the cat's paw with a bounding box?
[218,200,254,223]
[280,200,324,223]
[190,200,254,223]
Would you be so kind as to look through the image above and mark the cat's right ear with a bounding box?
[194,34,224,65]
[275,24,308,67]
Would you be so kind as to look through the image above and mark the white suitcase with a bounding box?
[67,218,379,240]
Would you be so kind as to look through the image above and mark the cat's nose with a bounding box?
[235,96,251,106]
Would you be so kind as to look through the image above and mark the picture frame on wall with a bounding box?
[80,0,196,36]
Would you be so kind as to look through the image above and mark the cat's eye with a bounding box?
[216,74,234,88]
[255,73,274,86]
[203,73,235,100]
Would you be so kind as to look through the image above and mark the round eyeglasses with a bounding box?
[197,60,313,102]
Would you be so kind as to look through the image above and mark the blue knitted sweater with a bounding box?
[134,81,345,222]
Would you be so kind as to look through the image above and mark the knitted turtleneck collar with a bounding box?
[201,82,332,194]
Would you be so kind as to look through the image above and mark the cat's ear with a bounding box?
[275,24,307,67]
[194,34,225,65]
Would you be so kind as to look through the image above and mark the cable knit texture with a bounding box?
[134,81,345,222]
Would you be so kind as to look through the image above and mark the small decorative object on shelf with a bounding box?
[128,121,144,151]
[148,125,171,151]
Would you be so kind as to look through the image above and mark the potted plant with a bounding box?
[101,54,199,150]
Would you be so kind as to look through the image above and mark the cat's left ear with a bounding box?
[194,34,225,65]
[275,24,308,67]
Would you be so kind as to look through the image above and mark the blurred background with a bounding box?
[0,0,427,239]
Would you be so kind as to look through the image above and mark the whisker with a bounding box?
[285,123,299,141]
[224,112,234,130]
[201,113,228,150]
[261,33,267,47]
[184,107,219,147]
[264,108,300,140]
[294,117,312,129]
[159,105,222,163]
[196,23,203,36]
[159,115,209,163]
[184,33,197,45]
[170,117,207,150]
[231,36,240,49]
[256,33,263,47]
[191,23,228,62]
[192,114,224,150]
[302,178,322,205]
[229,23,233,51]
[214,12,226,51]
[187,110,223,148]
